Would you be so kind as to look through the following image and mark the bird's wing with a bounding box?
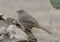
[19,14,39,25]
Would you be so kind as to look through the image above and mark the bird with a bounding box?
[16,9,52,34]
[16,10,52,42]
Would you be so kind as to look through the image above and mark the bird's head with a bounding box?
[16,9,27,15]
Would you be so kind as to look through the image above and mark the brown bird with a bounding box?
[16,10,52,42]
[16,9,52,34]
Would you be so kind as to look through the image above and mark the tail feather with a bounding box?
[37,25,52,34]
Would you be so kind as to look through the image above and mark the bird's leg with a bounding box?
[25,29,37,42]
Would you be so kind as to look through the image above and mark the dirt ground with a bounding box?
[0,0,60,42]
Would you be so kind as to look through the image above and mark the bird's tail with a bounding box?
[36,25,52,34]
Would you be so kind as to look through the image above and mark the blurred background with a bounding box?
[0,0,60,42]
